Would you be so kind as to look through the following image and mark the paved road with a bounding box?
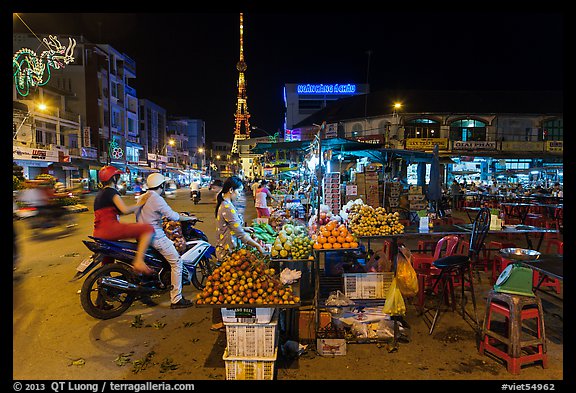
[12,187,258,380]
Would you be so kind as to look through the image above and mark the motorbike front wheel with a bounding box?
[80,263,137,319]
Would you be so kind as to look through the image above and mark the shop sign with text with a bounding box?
[13,146,58,161]
[405,138,448,150]
[453,141,496,150]
[546,141,563,152]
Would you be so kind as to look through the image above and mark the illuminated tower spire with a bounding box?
[232,12,251,154]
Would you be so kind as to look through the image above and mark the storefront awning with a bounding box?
[127,164,159,173]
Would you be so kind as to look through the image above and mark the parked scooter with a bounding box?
[71,213,217,320]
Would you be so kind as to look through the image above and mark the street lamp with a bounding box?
[251,126,278,142]
[156,138,175,175]
[386,102,404,148]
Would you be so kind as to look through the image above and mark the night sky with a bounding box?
[11,11,564,144]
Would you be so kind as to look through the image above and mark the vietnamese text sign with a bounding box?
[546,141,563,152]
[453,140,496,150]
[13,146,59,161]
[405,138,448,150]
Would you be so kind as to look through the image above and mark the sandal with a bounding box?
[210,323,226,332]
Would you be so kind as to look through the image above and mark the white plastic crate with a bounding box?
[343,272,394,299]
[223,348,277,380]
[221,307,275,324]
[225,311,278,357]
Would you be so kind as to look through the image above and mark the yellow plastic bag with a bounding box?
[383,277,406,316]
[395,246,419,298]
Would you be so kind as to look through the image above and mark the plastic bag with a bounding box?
[395,246,419,298]
[280,268,302,285]
[383,278,406,316]
[325,290,355,307]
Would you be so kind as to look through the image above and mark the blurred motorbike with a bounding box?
[191,189,201,204]
[15,202,77,232]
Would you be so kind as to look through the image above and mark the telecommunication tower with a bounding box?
[231,12,251,154]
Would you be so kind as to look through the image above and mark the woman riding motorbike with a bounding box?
[92,165,154,275]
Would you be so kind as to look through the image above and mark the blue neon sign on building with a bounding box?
[296,83,357,94]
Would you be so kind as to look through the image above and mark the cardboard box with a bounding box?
[298,310,331,340]
[317,338,347,356]
[409,186,423,195]
[408,194,426,201]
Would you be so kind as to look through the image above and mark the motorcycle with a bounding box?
[71,213,218,320]
[15,203,77,232]
[190,189,201,205]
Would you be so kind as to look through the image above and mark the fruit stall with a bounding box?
[194,246,302,380]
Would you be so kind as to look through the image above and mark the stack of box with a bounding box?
[408,185,427,211]
[323,172,341,214]
[221,308,278,380]
[355,172,366,203]
[365,170,380,207]
[385,182,402,210]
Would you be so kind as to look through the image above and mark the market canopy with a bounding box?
[339,148,435,164]
[251,138,434,164]
[250,137,382,154]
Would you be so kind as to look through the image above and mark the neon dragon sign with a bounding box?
[13,35,76,97]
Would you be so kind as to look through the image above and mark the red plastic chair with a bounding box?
[412,235,461,270]
[412,235,460,295]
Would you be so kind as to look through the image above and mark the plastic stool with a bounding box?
[479,290,548,374]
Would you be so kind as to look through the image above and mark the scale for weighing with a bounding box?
[492,248,540,297]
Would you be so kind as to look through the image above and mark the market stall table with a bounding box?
[499,202,536,225]
[518,254,563,302]
[463,206,483,223]
[453,223,558,251]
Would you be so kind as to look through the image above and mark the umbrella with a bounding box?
[426,144,442,213]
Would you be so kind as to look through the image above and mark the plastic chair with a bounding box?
[412,235,460,270]
[424,207,491,335]
[412,235,460,311]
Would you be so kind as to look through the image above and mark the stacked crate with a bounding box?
[221,308,278,380]
[384,182,402,210]
[408,186,427,211]
[323,172,341,214]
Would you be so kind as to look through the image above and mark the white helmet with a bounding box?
[147,173,166,189]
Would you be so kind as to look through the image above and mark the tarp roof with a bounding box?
[250,137,380,154]
[251,137,434,164]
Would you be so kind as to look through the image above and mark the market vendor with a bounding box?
[255,179,281,218]
[211,176,266,331]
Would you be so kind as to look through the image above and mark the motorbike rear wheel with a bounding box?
[191,256,218,290]
[80,263,137,319]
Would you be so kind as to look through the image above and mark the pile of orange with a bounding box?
[312,220,359,250]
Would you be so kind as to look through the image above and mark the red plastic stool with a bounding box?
[532,240,563,294]
[479,290,548,374]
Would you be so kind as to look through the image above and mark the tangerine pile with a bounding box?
[312,220,359,250]
[195,247,299,306]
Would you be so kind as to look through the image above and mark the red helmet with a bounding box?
[99,165,123,182]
